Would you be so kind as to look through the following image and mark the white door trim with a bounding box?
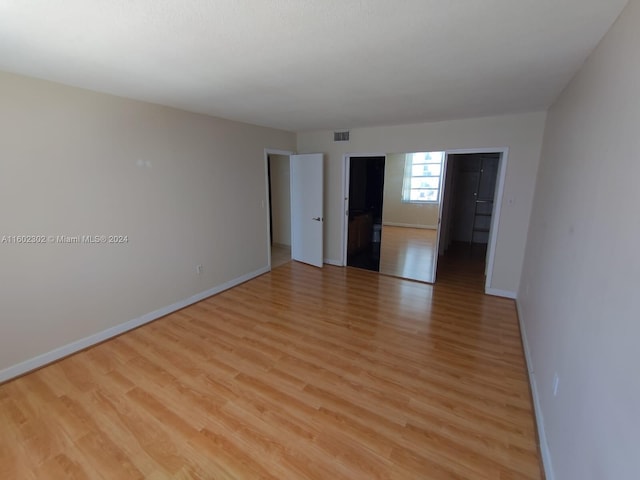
[441,147,509,294]
[264,148,295,270]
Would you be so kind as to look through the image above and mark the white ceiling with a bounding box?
[0,1,628,132]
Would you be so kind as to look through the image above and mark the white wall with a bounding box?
[0,71,295,377]
[518,1,639,478]
[297,112,546,293]
[269,154,291,246]
[382,153,439,228]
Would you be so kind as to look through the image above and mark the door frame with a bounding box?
[341,153,387,266]
[264,148,295,270]
[440,147,509,293]
[341,147,508,294]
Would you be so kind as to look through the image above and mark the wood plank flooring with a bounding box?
[0,261,542,479]
[271,244,291,269]
[379,226,438,283]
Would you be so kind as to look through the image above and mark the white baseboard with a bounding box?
[323,258,343,267]
[382,222,438,230]
[516,300,555,480]
[0,266,270,384]
[485,287,517,299]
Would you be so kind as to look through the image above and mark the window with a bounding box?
[402,151,444,203]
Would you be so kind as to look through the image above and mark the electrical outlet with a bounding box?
[553,373,560,397]
[196,264,203,275]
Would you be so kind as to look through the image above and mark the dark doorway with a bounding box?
[438,153,500,276]
[347,156,385,272]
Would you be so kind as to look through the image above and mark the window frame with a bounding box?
[401,151,444,204]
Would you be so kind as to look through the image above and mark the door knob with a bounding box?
[312,217,323,221]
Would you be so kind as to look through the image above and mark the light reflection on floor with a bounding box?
[271,243,291,268]
[379,226,437,283]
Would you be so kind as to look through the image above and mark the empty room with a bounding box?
[1,1,638,479]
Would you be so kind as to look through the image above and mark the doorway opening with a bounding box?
[344,151,444,283]
[438,151,504,289]
[265,149,294,269]
[346,156,386,272]
[341,148,507,293]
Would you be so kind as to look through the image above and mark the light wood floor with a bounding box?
[0,262,542,479]
[271,243,291,269]
[379,226,438,283]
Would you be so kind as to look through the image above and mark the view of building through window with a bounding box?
[402,151,444,203]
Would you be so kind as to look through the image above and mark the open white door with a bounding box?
[290,153,323,267]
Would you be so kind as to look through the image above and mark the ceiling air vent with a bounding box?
[334,130,350,142]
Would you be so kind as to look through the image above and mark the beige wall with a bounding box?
[297,111,547,294]
[519,1,639,479]
[382,153,439,228]
[269,154,291,246]
[0,71,295,375]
